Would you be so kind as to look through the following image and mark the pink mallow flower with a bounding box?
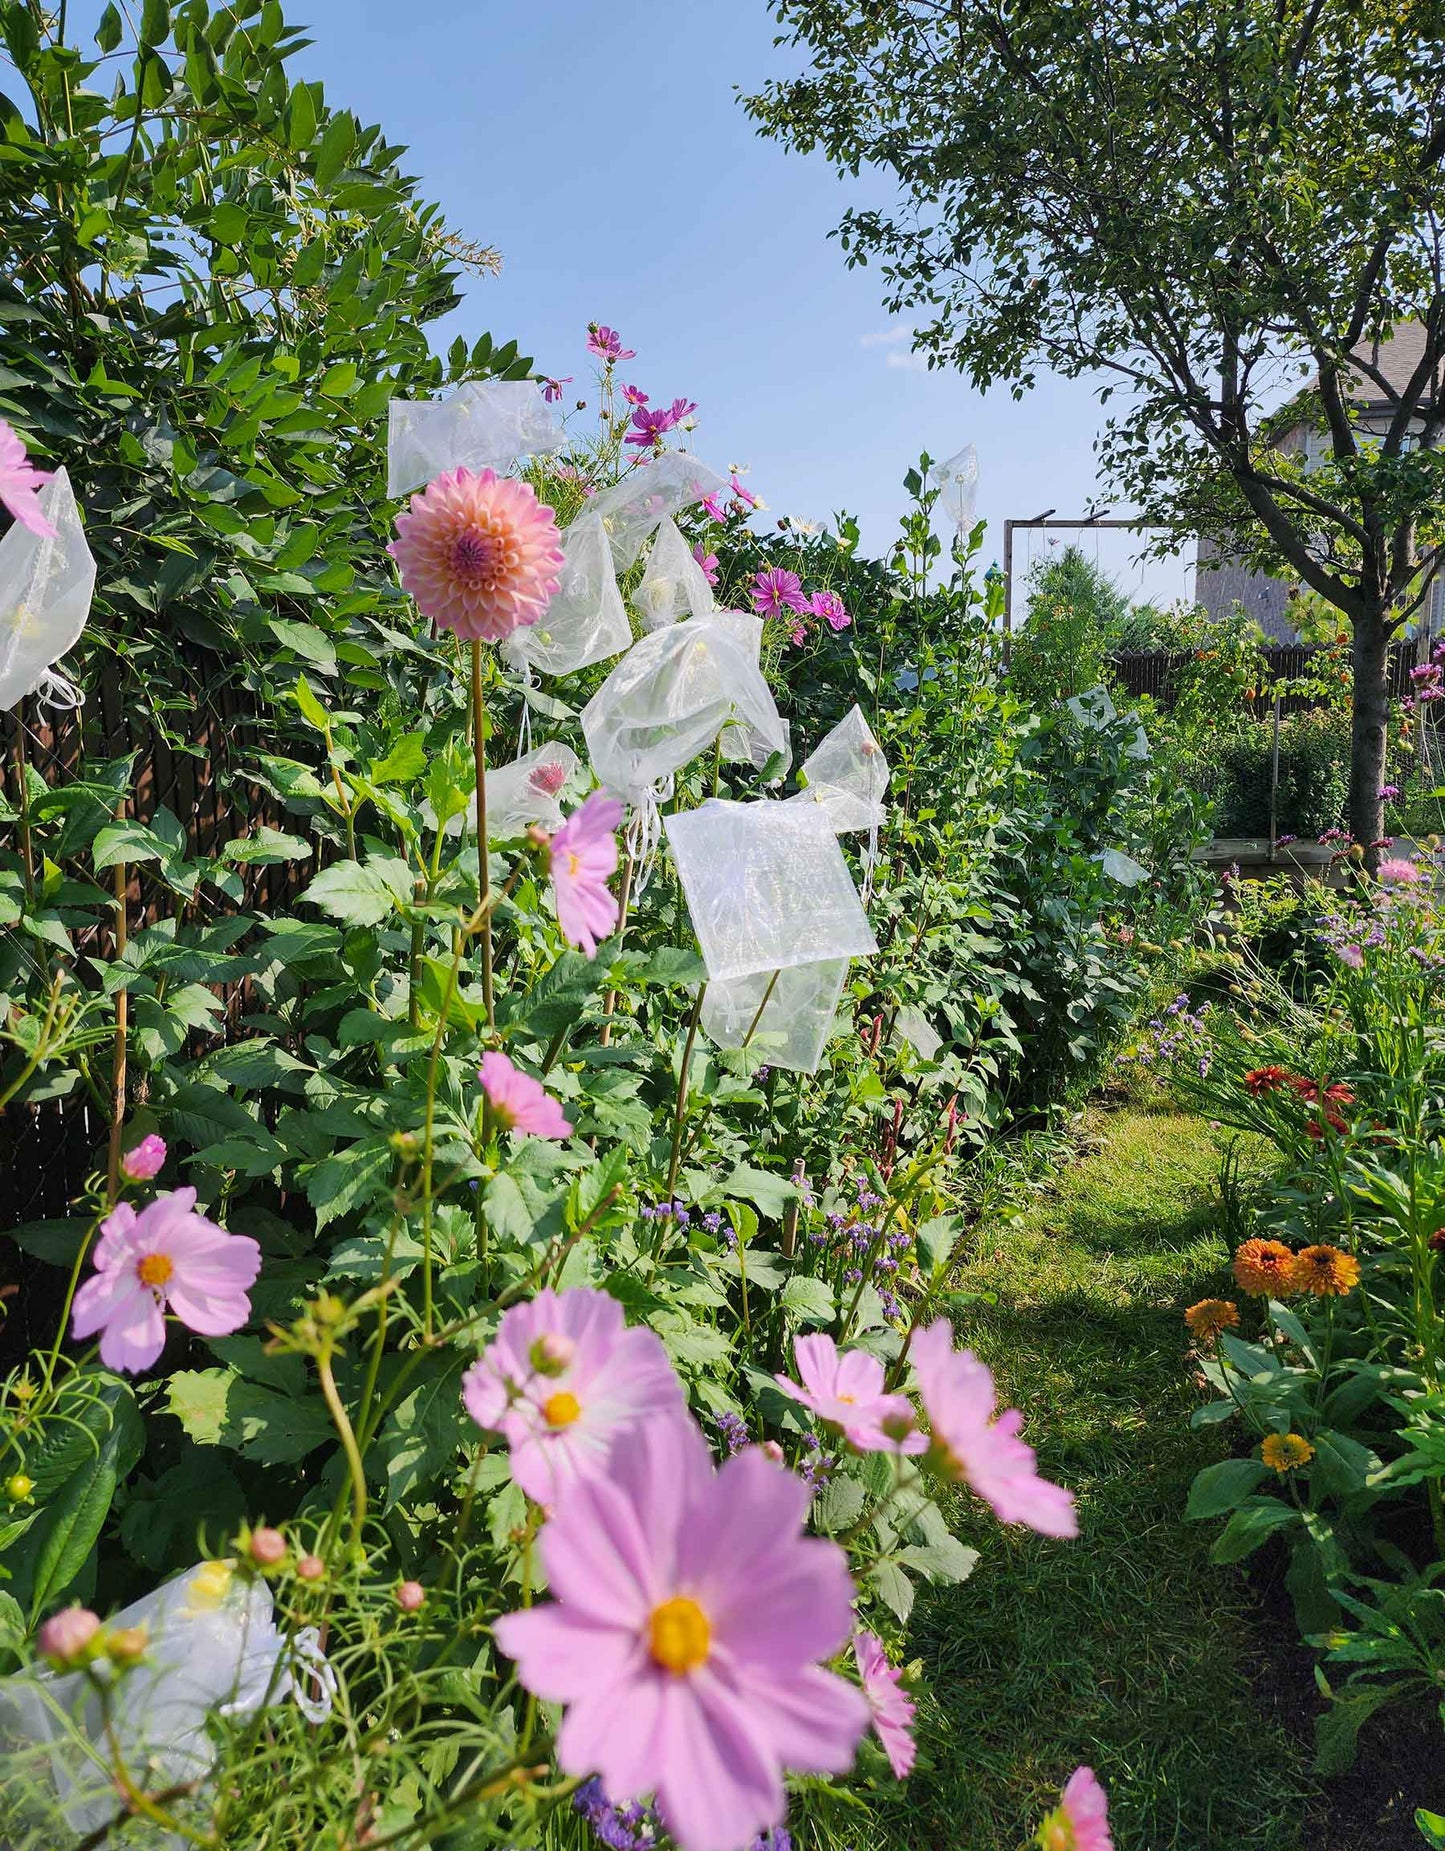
[71,1189,261,1375]
[751,567,808,620]
[811,590,851,632]
[547,791,623,957]
[0,419,56,538]
[587,323,636,363]
[462,1285,683,1505]
[854,1631,916,1778]
[119,1134,166,1183]
[1038,1766,1113,1851]
[1377,856,1424,885]
[911,1321,1077,1536]
[493,1415,869,1851]
[692,542,719,586]
[775,1333,926,1454]
[479,1050,572,1140]
[389,467,564,643]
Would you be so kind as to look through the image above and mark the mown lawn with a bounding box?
[850,1107,1316,1851]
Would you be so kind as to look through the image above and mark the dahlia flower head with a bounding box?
[389,467,563,643]
[462,1285,682,1505]
[71,1188,261,1374]
[494,1413,869,1851]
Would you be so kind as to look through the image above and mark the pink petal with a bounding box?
[731,1662,871,1775]
[492,1603,637,1704]
[654,1674,785,1851]
[96,1286,166,1373]
[555,1665,667,1800]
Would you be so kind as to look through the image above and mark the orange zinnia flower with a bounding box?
[1184,1299,1241,1345]
[1262,1433,1314,1473]
[1289,1245,1360,1297]
[1233,1238,1298,1296]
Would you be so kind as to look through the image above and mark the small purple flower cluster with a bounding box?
[806,1183,910,1320]
[1318,827,1351,848]
[714,1410,750,1456]
[574,1778,794,1850]
[799,1431,833,1491]
[1123,994,1212,1075]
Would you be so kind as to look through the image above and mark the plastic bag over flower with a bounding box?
[386,379,562,499]
[701,958,849,1074]
[931,443,978,532]
[789,705,889,835]
[0,468,96,713]
[585,451,729,569]
[500,513,631,677]
[633,517,716,631]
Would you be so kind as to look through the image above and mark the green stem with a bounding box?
[317,1342,368,1558]
[472,641,494,1031]
[666,986,706,1204]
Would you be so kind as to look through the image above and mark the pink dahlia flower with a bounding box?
[751,567,808,620]
[479,1050,572,1140]
[775,1333,926,1454]
[547,791,623,957]
[692,543,719,586]
[389,467,563,643]
[587,323,636,363]
[493,1415,869,1851]
[529,758,570,797]
[1038,1766,1113,1851]
[0,419,56,538]
[811,590,851,632]
[912,1321,1077,1537]
[119,1133,167,1183]
[854,1630,916,1778]
[71,1189,261,1375]
[462,1285,682,1504]
[1377,856,1424,885]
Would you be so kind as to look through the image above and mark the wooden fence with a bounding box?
[1109,641,1421,712]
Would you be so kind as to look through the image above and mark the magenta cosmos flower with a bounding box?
[622,383,650,407]
[692,542,719,586]
[1377,856,1424,885]
[119,1133,167,1183]
[1038,1766,1113,1851]
[911,1321,1077,1537]
[775,1333,926,1454]
[462,1285,682,1504]
[625,404,682,449]
[700,490,729,523]
[71,1190,261,1374]
[547,791,623,957]
[542,376,573,404]
[479,1050,572,1139]
[854,1631,916,1778]
[751,567,808,620]
[389,467,564,643]
[587,323,636,363]
[811,590,851,632]
[0,419,56,538]
[493,1415,869,1851]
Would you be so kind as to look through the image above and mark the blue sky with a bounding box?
[289,0,1196,607]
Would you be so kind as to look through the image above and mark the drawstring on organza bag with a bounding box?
[626,773,673,895]
[35,664,84,710]
[284,1627,338,1725]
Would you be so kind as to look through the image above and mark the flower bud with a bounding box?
[312,1292,346,1327]
[396,1580,425,1613]
[295,1553,326,1583]
[388,1130,422,1160]
[119,1133,166,1182]
[881,1410,918,1444]
[37,1607,101,1667]
[105,1625,149,1665]
[529,1333,576,1377]
[5,1473,34,1504]
[1429,1228,1445,1253]
[248,1526,287,1569]
[761,1440,785,1465]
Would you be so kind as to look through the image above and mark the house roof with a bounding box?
[1345,320,1440,411]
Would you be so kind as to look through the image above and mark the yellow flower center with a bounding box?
[186,1559,235,1611]
[136,1252,173,1289]
[542,1391,582,1428]
[1039,1812,1075,1851]
[648,1596,711,1675]
[836,1393,856,1404]
[565,851,582,877]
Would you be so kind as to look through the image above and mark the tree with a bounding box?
[1010,544,1132,704]
[746,0,1445,858]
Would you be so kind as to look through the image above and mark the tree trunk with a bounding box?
[1349,608,1391,870]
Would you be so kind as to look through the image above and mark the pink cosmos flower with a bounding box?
[751,568,809,620]
[700,491,729,523]
[730,473,761,510]
[479,1050,573,1139]
[811,590,852,632]
[71,1189,261,1375]
[911,1321,1077,1537]
[692,542,719,586]
[1377,856,1424,885]
[775,1334,926,1453]
[1336,943,1365,970]
[587,324,636,363]
[789,624,807,647]
[622,384,650,407]
[529,759,570,797]
[547,791,623,957]
[542,377,573,404]
[854,1631,916,1778]
[0,419,57,538]
[1038,1766,1113,1851]
[119,1133,167,1183]
[462,1285,683,1504]
[389,467,564,643]
[493,1415,869,1851]
[667,396,698,424]
[625,404,682,449]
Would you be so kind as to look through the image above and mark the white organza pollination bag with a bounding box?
[789,704,889,834]
[501,514,631,679]
[701,959,851,1075]
[632,517,716,632]
[386,379,563,498]
[931,443,979,532]
[426,740,580,842]
[0,468,96,712]
[0,1561,334,1844]
[584,451,728,569]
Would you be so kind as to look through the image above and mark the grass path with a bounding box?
[863,1106,1316,1851]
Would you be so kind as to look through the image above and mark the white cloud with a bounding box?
[885,349,930,373]
[859,323,914,348]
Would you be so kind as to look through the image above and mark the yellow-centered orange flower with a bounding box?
[1262,1433,1314,1473]
[1184,1299,1240,1345]
[1288,1245,1360,1297]
[1232,1238,1298,1297]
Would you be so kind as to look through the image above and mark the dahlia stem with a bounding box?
[471,641,494,1030]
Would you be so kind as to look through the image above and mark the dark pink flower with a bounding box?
[0,419,56,538]
[751,567,808,620]
[1377,857,1424,885]
[396,1580,426,1612]
[542,377,573,404]
[547,791,623,956]
[811,590,851,632]
[529,758,570,797]
[479,1050,572,1139]
[667,397,698,424]
[36,1607,101,1666]
[493,1416,868,1851]
[730,473,761,510]
[120,1134,166,1183]
[789,624,807,647]
[622,384,650,407]
[625,405,681,449]
[587,323,636,363]
[692,542,719,586]
[389,467,564,642]
[700,491,729,523]
[854,1631,916,1777]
